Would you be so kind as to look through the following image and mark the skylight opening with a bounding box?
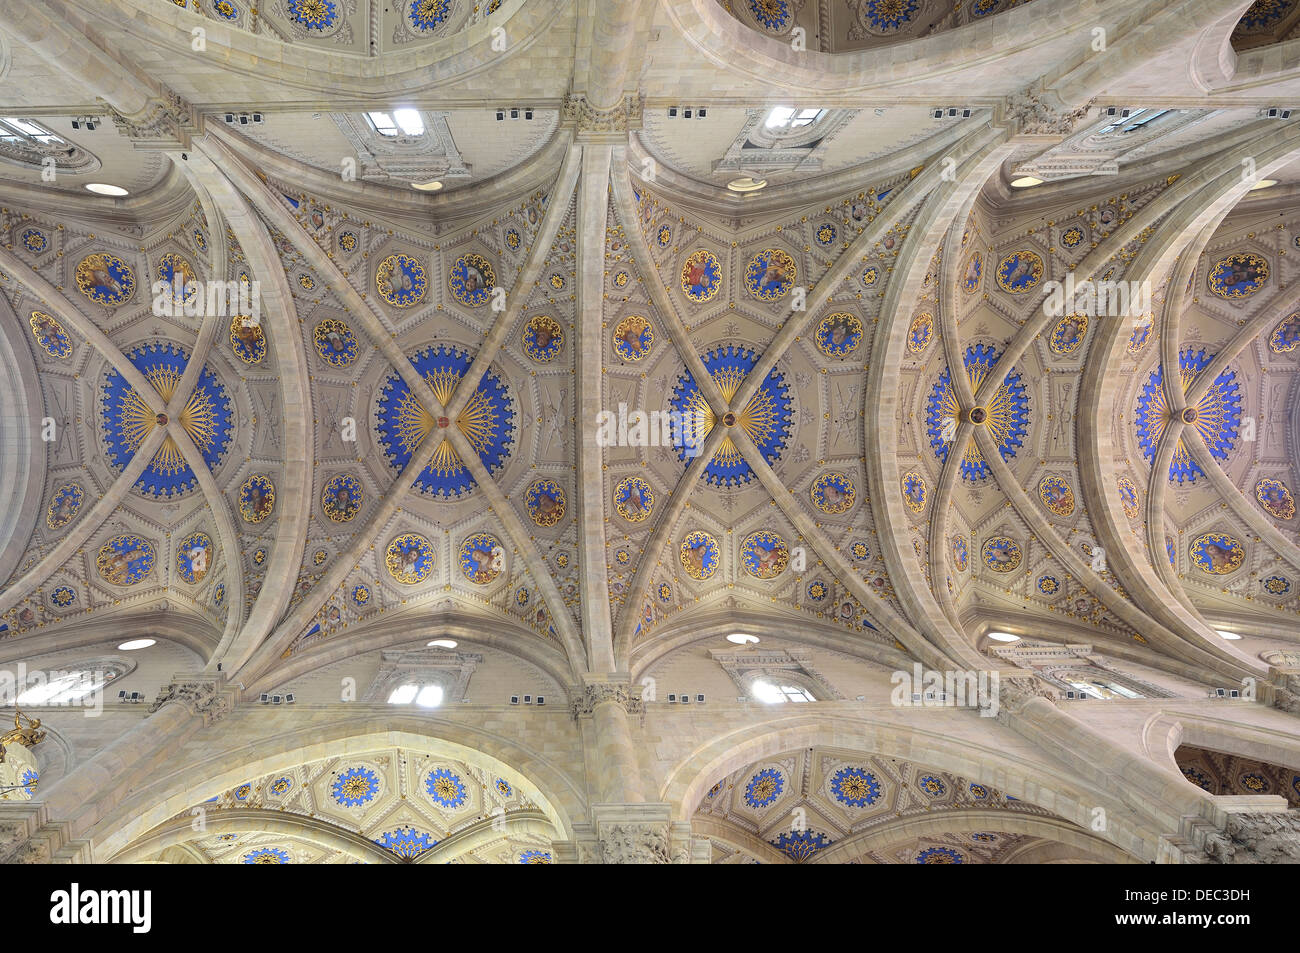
[752,680,815,704]
[388,683,419,704]
[415,685,444,708]
[367,110,424,137]
[366,111,399,136]
[0,116,63,145]
[764,106,823,129]
[393,109,425,136]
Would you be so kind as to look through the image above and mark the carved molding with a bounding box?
[562,94,643,139]
[108,89,202,150]
[148,676,235,725]
[1193,811,1300,864]
[1001,87,1094,138]
[570,680,644,718]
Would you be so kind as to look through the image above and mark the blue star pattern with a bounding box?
[332,767,379,807]
[830,766,881,807]
[1135,348,1242,484]
[916,846,963,864]
[771,830,833,861]
[102,343,233,498]
[375,827,437,858]
[519,850,552,864]
[927,344,1030,482]
[744,767,784,808]
[425,767,468,808]
[376,345,515,498]
[408,0,452,31]
[670,347,793,486]
[287,0,338,31]
[243,847,290,864]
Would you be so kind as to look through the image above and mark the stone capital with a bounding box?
[562,93,643,141]
[570,677,644,718]
[1000,86,1094,138]
[148,673,236,726]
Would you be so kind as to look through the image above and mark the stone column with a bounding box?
[0,674,236,863]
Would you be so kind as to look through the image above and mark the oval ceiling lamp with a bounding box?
[118,638,156,650]
[85,183,129,196]
[726,633,760,645]
[1249,178,1278,191]
[412,180,443,191]
[987,631,1020,642]
[427,638,458,648]
[1010,175,1044,188]
[727,176,767,193]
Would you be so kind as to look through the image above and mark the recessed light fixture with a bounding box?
[85,183,129,196]
[987,631,1020,642]
[726,633,760,645]
[427,638,458,648]
[726,176,767,193]
[1010,176,1044,188]
[1215,629,1243,640]
[118,638,156,650]
[412,180,443,192]
[1249,178,1278,191]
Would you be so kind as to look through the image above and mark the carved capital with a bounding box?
[598,821,671,864]
[1001,87,1093,137]
[1190,811,1300,864]
[148,675,234,726]
[562,93,642,140]
[995,675,1058,723]
[108,88,201,150]
[570,680,643,718]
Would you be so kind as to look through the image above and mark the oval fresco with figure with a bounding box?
[321,473,363,522]
[524,479,566,527]
[448,253,494,307]
[981,536,1022,572]
[995,250,1043,293]
[680,249,722,303]
[29,310,71,359]
[76,252,136,306]
[1190,532,1245,575]
[817,312,863,358]
[523,314,564,363]
[614,475,654,523]
[313,319,358,367]
[386,533,434,584]
[176,531,213,585]
[745,248,797,300]
[680,530,720,580]
[613,314,654,362]
[811,472,855,515]
[1255,478,1295,520]
[96,534,156,586]
[376,253,428,308]
[1208,253,1268,299]
[46,483,84,529]
[459,532,503,585]
[741,530,789,579]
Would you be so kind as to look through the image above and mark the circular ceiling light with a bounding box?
[726,633,760,645]
[85,183,129,196]
[1249,179,1278,191]
[726,177,767,193]
[427,638,458,648]
[987,631,1020,642]
[117,638,156,650]
[1215,629,1243,640]
[412,180,443,191]
[1010,176,1044,189]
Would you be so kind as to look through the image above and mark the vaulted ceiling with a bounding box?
[1,0,1299,714]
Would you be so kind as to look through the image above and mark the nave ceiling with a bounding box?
[0,0,1299,759]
